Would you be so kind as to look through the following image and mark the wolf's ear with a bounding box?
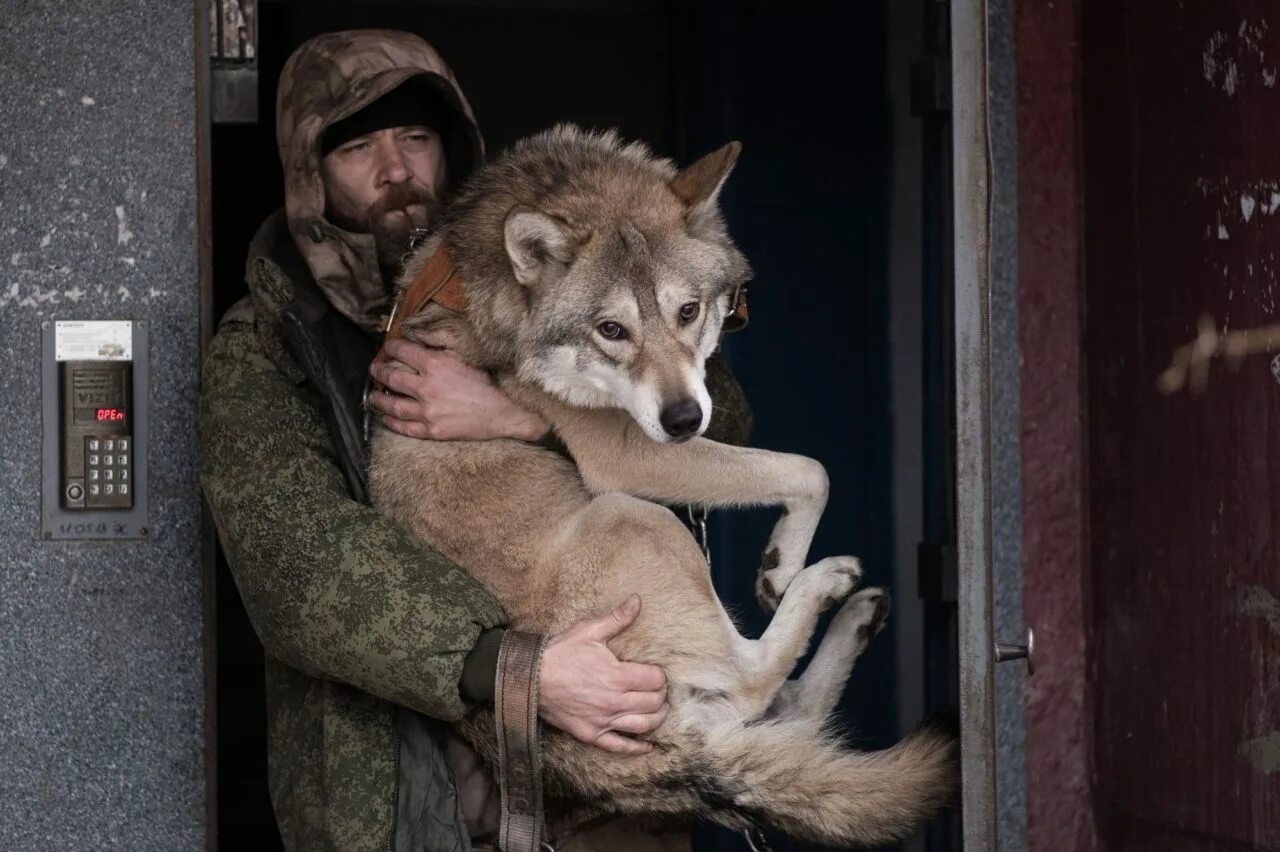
[670,141,742,222]
[504,206,578,286]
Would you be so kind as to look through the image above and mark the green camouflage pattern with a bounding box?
[276,29,485,333]
[201,224,507,850]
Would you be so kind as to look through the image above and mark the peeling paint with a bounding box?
[1240,732,1280,775]
[1204,21,1275,94]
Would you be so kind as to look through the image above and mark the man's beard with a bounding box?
[332,183,445,288]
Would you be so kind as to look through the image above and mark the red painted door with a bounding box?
[1082,1,1280,847]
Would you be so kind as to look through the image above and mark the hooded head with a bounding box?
[276,29,484,331]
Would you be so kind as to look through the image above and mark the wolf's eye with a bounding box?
[679,302,700,324]
[597,321,628,341]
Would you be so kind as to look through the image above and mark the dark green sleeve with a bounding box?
[703,351,754,447]
[199,301,506,721]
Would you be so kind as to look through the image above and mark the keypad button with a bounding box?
[104,469,113,480]
[89,484,100,496]
[103,455,113,466]
[118,439,128,451]
[118,454,128,466]
[104,484,114,495]
[88,455,98,465]
[104,440,114,451]
[89,469,98,481]
[120,469,128,481]
[89,439,99,451]
[119,484,128,496]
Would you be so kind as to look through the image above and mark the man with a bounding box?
[200,29,752,851]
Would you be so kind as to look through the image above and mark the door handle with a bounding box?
[995,627,1035,676]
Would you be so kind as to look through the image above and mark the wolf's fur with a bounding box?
[368,125,956,846]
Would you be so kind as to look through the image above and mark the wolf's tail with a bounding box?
[697,718,958,846]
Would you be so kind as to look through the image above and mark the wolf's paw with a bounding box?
[756,568,782,613]
[806,555,863,608]
[839,586,891,643]
[755,547,803,612]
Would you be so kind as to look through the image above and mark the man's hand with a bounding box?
[539,595,670,755]
[368,330,549,441]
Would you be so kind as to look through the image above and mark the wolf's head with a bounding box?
[445,126,751,443]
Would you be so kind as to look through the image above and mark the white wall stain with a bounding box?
[1242,193,1257,222]
[1239,584,1280,636]
[64,287,85,303]
[1240,732,1280,775]
[116,286,130,301]
[114,206,133,246]
[80,95,95,107]
[120,257,136,267]
[0,154,8,169]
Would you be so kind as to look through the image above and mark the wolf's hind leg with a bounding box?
[733,556,862,720]
[767,587,891,722]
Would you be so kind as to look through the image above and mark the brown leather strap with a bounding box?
[723,283,749,333]
[370,242,468,392]
[494,630,548,852]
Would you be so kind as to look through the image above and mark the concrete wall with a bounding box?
[0,3,206,849]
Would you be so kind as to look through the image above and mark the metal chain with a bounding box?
[686,505,711,566]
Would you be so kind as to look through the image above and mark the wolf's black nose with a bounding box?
[660,399,703,438]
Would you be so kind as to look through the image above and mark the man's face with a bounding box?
[320,125,448,276]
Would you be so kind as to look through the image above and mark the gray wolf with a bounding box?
[368,124,957,846]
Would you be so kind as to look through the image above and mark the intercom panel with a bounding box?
[41,320,149,540]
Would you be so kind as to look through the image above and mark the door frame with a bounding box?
[951,0,1000,846]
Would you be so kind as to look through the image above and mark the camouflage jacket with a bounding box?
[200,29,755,852]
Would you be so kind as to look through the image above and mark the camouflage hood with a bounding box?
[276,30,484,332]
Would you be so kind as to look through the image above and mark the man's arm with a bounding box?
[200,303,506,721]
[367,334,754,448]
[201,302,668,745]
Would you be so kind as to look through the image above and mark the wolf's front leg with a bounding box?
[561,410,830,608]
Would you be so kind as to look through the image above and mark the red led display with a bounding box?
[96,408,126,422]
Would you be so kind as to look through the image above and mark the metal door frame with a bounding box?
[950,0,998,847]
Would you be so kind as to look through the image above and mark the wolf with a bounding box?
[368,125,957,847]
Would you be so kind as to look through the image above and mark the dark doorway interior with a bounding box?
[210,2,933,850]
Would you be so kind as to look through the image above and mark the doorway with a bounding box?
[205,2,947,849]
